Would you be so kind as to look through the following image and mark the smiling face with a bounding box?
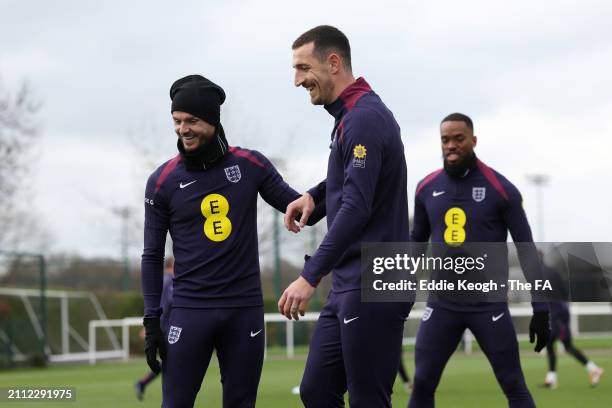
[292,42,336,105]
[172,111,216,152]
[440,120,477,167]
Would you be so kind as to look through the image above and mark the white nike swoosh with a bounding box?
[433,191,445,197]
[179,180,197,189]
[250,329,263,337]
[492,313,504,322]
[343,317,359,324]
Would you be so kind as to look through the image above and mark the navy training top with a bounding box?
[141,147,302,318]
[302,77,410,292]
[411,159,546,312]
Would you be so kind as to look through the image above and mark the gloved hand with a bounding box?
[529,311,550,352]
[143,317,166,374]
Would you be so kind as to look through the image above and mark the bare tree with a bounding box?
[0,80,49,251]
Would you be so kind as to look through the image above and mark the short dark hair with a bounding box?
[441,113,474,131]
[292,25,352,72]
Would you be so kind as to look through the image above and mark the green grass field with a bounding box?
[0,343,610,407]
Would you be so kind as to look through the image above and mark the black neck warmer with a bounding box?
[444,151,477,178]
[177,124,229,171]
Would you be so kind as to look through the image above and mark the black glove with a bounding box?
[143,317,166,374]
[529,311,550,352]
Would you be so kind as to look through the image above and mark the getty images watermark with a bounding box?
[360,242,612,303]
[371,252,551,292]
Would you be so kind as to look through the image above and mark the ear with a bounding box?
[472,134,478,147]
[328,53,342,74]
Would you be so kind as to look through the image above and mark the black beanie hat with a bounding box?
[170,75,226,126]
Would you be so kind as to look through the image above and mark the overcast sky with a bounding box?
[1,0,611,258]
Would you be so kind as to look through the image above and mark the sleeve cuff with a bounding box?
[307,186,324,206]
[144,306,163,319]
[531,301,549,313]
[300,255,320,287]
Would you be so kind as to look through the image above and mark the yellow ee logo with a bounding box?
[201,193,232,242]
[444,207,466,245]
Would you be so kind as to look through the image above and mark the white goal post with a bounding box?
[0,287,119,363]
[87,303,612,365]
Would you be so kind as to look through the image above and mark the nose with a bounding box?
[177,123,190,136]
[294,70,304,87]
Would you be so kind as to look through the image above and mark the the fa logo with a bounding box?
[167,326,182,344]
[472,187,486,202]
[224,165,241,183]
[535,280,553,291]
[422,306,434,322]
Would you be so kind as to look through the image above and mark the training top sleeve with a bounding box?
[504,184,533,243]
[141,171,170,319]
[307,180,327,205]
[253,151,325,226]
[504,182,547,312]
[410,186,432,259]
[301,109,383,286]
[410,186,431,243]
[253,151,301,213]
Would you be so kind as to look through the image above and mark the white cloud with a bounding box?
[34,132,145,256]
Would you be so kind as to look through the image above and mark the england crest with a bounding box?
[224,165,241,183]
[472,187,486,202]
[422,306,434,322]
[167,326,182,344]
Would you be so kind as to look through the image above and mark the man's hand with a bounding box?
[284,193,315,233]
[278,276,315,320]
[529,311,550,352]
[143,317,166,374]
